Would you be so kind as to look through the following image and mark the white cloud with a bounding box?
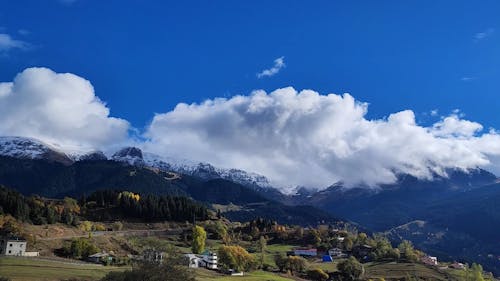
[474,28,494,41]
[0,67,130,151]
[3,68,500,191]
[430,109,438,116]
[144,87,500,191]
[0,33,29,53]
[257,56,285,78]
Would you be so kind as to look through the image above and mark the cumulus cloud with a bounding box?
[0,33,29,53]
[144,87,500,191]
[2,68,500,191]
[257,56,285,78]
[0,67,130,151]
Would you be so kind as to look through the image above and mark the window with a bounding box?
[9,244,13,247]
[8,250,11,254]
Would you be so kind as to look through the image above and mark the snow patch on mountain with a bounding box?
[0,137,274,189]
[0,136,61,159]
[142,151,272,188]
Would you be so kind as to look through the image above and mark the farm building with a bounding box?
[0,236,26,256]
[293,248,317,257]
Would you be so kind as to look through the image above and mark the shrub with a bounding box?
[307,268,329,281]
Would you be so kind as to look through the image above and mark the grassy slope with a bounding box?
[364,262,461,281]
[0,257,127,281]
[196,269,295,281]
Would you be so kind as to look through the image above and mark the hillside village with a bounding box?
[0,185,492,281]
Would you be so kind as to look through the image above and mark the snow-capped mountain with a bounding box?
[112,146,273,189]
[0,136,73,165]
[0,136,274,190]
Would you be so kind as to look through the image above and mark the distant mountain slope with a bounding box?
[0,156,187,197]
[0,154,344,226]
[293,170,500,274]
[294,170,498,230]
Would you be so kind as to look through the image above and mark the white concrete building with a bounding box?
[202,251,217,269]
[186,254,202,268]
[0,237,26,256]
[185,251,218,269]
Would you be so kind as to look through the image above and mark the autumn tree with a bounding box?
[217,245,255,272]
[274,254,307,275]
[191,225,206,254]
[307,268,329,281]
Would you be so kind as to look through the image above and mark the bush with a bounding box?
[307,268,329,281]
[338,256,363,281]
[112,221,123,231]
[64,238,100,259]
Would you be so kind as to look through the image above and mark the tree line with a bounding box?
[83,190,208,222]
[0,185,208,232]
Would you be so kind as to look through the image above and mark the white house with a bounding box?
[328,247,347,258]
[185,253,202,268]
[185,251,217,269]
[201,251,217,269]
[0,237,26,256]
[421,255,438,266]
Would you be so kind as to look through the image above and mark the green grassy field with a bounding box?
[364,262,461,281]
[196,269,294,281]
[0,257,127,281]
[263,244,297,267]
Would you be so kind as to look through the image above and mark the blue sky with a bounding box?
[1,0,499,129]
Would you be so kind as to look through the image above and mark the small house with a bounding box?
[449,262,465,269]
[328,247,347,258]
[0,236,26,256]
[185,254,202,268]
[185,251,218,269]
[293,248,317,257]
[421,255,438,266]
[88,252,111,264]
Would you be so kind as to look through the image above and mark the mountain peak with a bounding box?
[0,136,73,165]
[111,147,144,166]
